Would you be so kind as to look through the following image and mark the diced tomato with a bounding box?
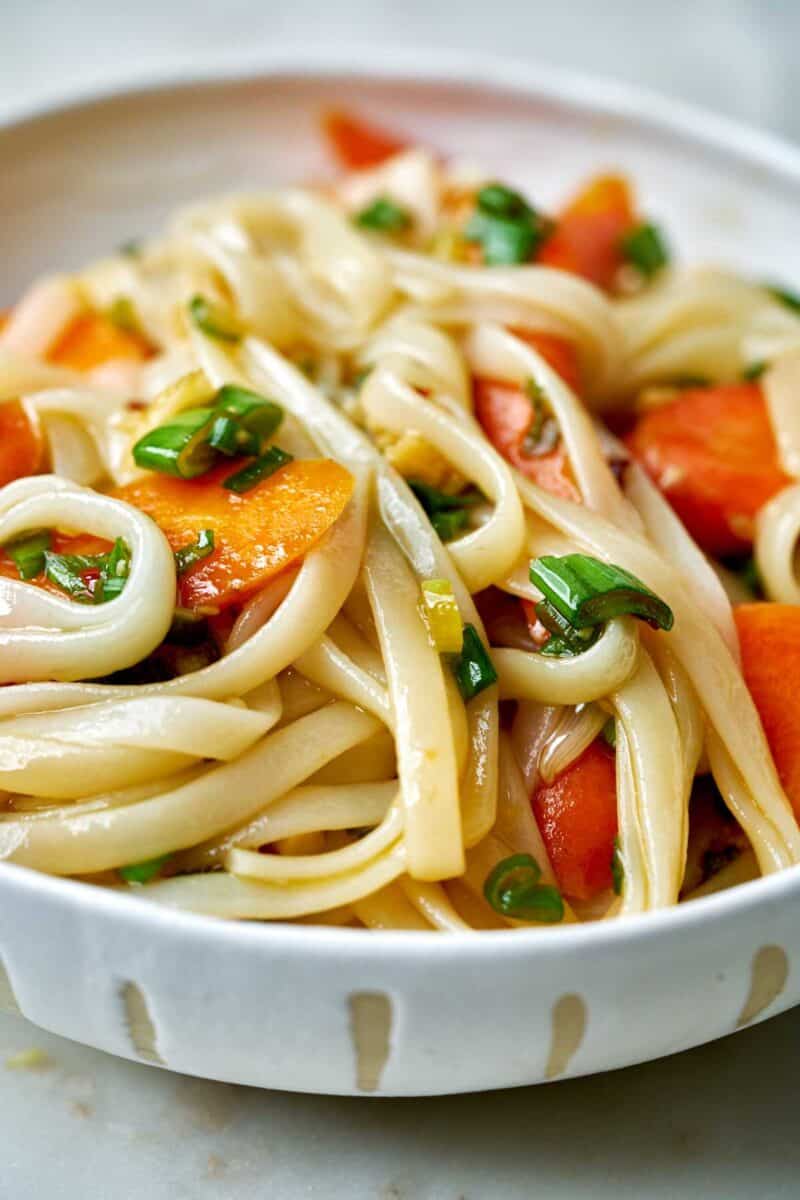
[511,330,583,394]
[538,174,637,290]
[532,740,618,900]
[322,108,409,170]
[473,332,581,500]
[113,458,354,611]
[49,313,151,370]
[735,604,800,819]
[0,400,44,487]
[626,383,790,556]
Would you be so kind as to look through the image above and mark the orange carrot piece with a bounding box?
[322,108,409,170]
[626,383,790,557]
[0,400,44,488]
[735,604,800,819]
[49,313,151,370]
[114,458,354,610]
[538,174,637,290]
[532,740,618,900]
[473,333,581,502]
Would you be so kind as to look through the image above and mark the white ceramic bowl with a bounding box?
[2,52,800,1097]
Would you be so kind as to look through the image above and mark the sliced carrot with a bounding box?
[625,383,790,556]
[322,108,409,170]
[0,400,44,488]
[113,458,354,610]
[532,740,618,900]
[735,604,800,819]
[473,333,581,502]
[49,313,151,370]
[538,174,637,290]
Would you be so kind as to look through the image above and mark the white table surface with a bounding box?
[4,2,800,1196]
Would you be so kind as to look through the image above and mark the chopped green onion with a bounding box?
[529,554,674,632]
[602,718,617,749]
[431,509,469,541]
[742,360,767,382]
[766,283,800,314]
[408,479,481,543]
[352,366,373,390]
[356,196,411,233]
[5,530,51,580]
[620,222,670,277]
[451,623,498,701]
[119,238,142,258]
[464,182,551,266]
[483,853,564,923]
[44,538,131,605]
[534,598,598,656]
[107,296,139,332]
[474,183,530,220]
[118,853,172,885]
[212,385,284,439]
[95,538,131,603]
[420,579,463,654]
[611,837,624,896]
[188,294,242,342]
[464,213,537,265]
[207,415,260,457]
[132,406,217,478]
[222,446,293,494]
[174,529,215,575]
[522,379,560,457]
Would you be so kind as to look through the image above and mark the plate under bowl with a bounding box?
[1,52,799,1096]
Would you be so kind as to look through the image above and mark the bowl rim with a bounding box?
[3,46,800,957]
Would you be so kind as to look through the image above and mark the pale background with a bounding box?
[3,2,800,1197]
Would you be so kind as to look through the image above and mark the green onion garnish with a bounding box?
[529,554,674,632]
[222,446,293,494]
[522,379,560,457]
[119,238,142,259]
[620,222,669,277]
[132,406,218,478]
[766,283,800,313]
[5,530,52,580]
[408,479,481,543]
[473,183,530,220]
[483,853,564,923]
[534,596,598,657]
[742,360,767,382]
[188,294,242,342]
[118,853,172,885]
[356,196,411,233]
[174,529,215,575]
[464,182,551,266]
[451,623,498,701]
[602,718,617,749]
[132,386,285,480]
[207,415,260,457]
[213,385,284,439]
[611,837,624,897]
[95,538,131,603]
[107,296,139,333]
[44,537,131,605]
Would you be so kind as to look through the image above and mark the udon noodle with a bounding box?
[1,108,799,928]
